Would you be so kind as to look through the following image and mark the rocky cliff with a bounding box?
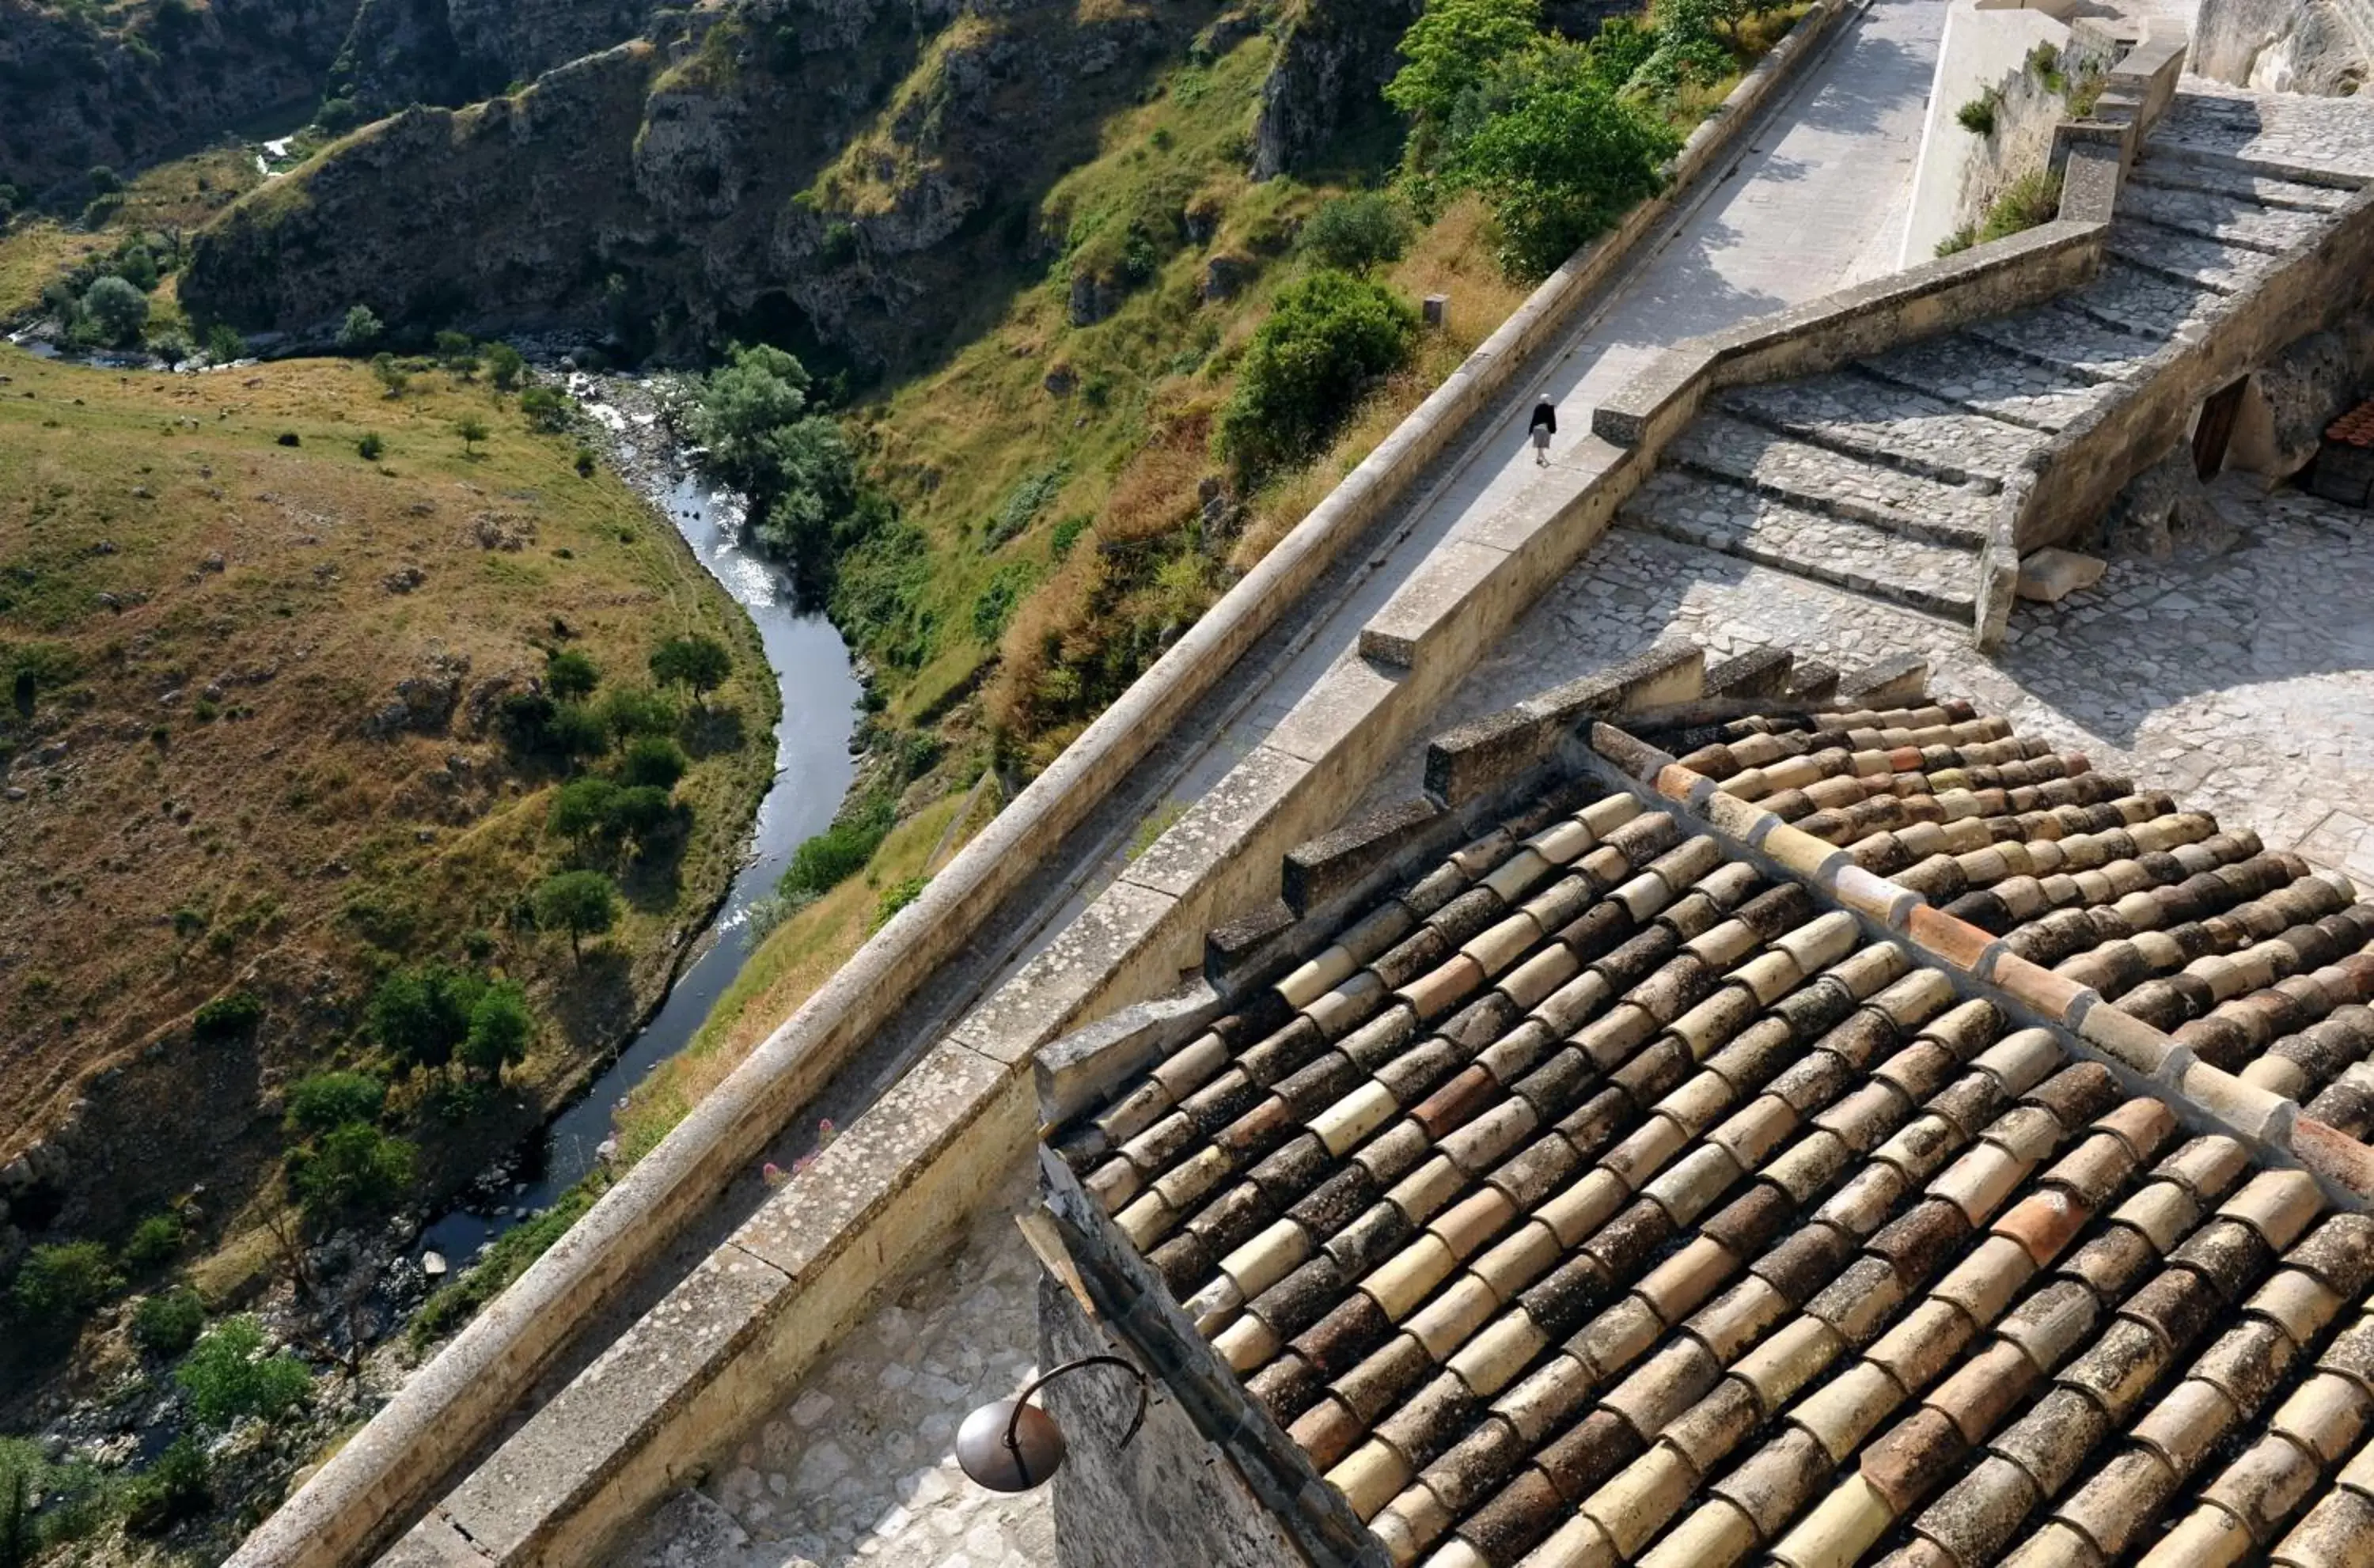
[183,0,1409,369]
[0,0,358,195]
[327,0,672,116]
[2194,0,2372,93]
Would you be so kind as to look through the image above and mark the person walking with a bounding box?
[1528,397,1557,465]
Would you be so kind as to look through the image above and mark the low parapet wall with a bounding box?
[278,6,1872,1566]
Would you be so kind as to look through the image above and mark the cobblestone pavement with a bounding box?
[612,1160,1049,1568]
[2164,80,2374,177]
[1393,477,2374,892]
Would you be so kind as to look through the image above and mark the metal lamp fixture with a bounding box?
[954,1354,1149,1492]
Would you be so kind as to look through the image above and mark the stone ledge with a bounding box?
[1424,642,1705,808]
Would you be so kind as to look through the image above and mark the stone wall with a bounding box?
[2011,185,2374,553]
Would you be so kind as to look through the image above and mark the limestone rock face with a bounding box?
[334,0,670,114]
[1250,0,1419,180]
[2193,0,2372,94]
[184,0,1239,369]
[0,0,358,194]
[2246,324,2374,479]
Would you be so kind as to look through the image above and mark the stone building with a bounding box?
[1028,645,2374,1568]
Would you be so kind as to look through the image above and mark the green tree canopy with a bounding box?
[545,647,600,701]
[283,1070,388,1135]
[366,964,485,1070]
[81,275,150,347]
[534,870,618,958]
[649,634,732,700]
[1447,49,1680,276]
[618,734,688,790]
[458,980,534,1078]
[336,304,384,350]
[1386,0,1545,152]
[1298,191,1415,274]
[10,1241,122,1323]
[547,775,620,843]
[291,1122,416,1214]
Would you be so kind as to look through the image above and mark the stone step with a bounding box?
[1963,301,2167,384]
[2065,259,2224,340]
[2137,131,2369,199]
[1717,371,2038,488]
[1665,413,1998,547]
[2126,159,2353,214]
[2115,178,2330,254]
[2107,217,2278,294]
[1857,331,2110,432]
[1622,471,1981,622]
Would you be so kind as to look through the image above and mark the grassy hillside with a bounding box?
[0,342,773,1347]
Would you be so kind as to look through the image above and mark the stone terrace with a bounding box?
[1611,85,2374,629]
[1040,672,2374,1568]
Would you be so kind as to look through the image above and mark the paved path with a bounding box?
[1403,475,2374,892]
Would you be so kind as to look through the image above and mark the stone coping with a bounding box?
[264,12,1883,1566]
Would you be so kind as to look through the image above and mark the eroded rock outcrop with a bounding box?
[183,0,1246,369]
[0,0,358,194]
[2193,0,2372,93]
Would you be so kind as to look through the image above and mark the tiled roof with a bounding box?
[2326,400,2374,449]
[1044,691,2374,1568]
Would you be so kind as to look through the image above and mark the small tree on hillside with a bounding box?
[456,415,490,456]
[534,870,618,960]
[546,775,620,848]
[336,304,384,351]
[485,342,526,391]
[81,276,150,347]
[458,980,534,1079]
[649,634,731,706]
[544,648,600,702]
[366,964,484,1071]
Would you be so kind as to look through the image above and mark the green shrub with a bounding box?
[545,647,601,701]
[283,1070,387,1134]
[119,1212,185,1271]
[648,634,732,700]
[618,735,688,789]
[870,875,930,932]
[131,1288,206,1356]
[356,430,385,461]
[485,343,526,389]
[175,1316,312,1426]
[984,466,1068,549]
[1050,515,1090,560]
[780,797,893,897]
[10,1240,123,1322]
[434,330,479,373]
[520,386,571,433]
[290,1122,416,1214]
[533,870,619,958]
[1386,0,1545,153]
[1299,191,1414,273]
[1957,90,1999,135]
[205,323,246,365]
[1218,270,1420,475]
[193,988,264,1039]
[122,1436,210,1536]
[594,685,677,742]
[971,565,1036,643]
[1974,169,2063,244]
[367,964,484,1070]
[548,775,620,843]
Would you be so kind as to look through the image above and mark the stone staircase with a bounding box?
[1617,85,2361,627]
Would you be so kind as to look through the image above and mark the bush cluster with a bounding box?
[1219,270,1420,476]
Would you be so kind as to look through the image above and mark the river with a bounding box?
[418,376,860,1265]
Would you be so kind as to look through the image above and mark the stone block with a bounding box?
[436,1243,794,1562]
[2016,548,2106,602]
[378,1518,495,1568]
[1839,653,1929,709]
[1036,979,1227,1126]
[1786,661,1841,703]
[1282,797,1446,916]
[1204,900,1297,990]
[1704,647,1796,699]
[1360,538,1511,672]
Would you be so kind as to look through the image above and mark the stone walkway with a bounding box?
[1399,475,2374,892]
[1617,87,2369,628]
[610,1161,1048,1568]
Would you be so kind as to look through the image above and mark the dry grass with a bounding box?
[612,790,972,1159]
[0,343,775,1239]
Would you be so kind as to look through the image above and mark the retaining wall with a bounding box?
[254,7,1872,1566]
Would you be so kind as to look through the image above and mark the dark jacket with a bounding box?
[1529,400,1557,434]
